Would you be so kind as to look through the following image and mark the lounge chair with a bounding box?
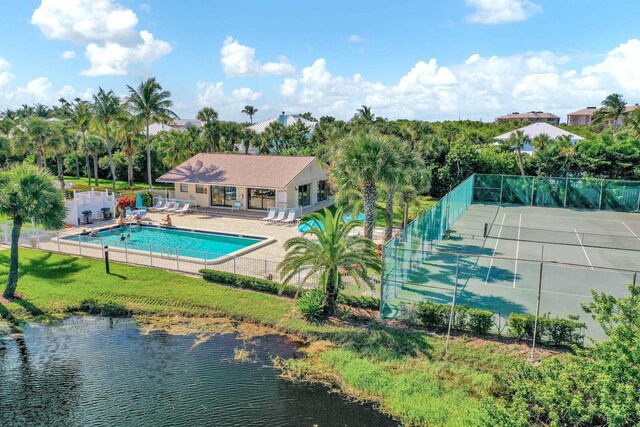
[270,209,286,223]
[261,207,277,221]
[175,202,190,215]
[156,200,174,211]
[166,201,181,212]
[150,198,164,212]
[281,209,297,224]
[231,200,241,212]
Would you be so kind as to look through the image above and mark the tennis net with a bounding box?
[484,222,640,251]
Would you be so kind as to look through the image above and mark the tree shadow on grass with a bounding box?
[0,251,89,281]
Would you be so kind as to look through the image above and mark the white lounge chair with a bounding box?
[175,202,190,215]
[231,200,241,212]
[166,201,181,212]
[261,207,277,221]
[156,200,174,211]
[150,198,164,212]
[270,209,286,223]
[281,209,297,224]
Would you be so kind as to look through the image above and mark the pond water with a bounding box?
[0,317,397,427]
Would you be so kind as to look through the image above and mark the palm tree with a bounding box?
[65,99,92,181]
[625,108,640,138]
[154,129,196,168]
[196,107,219,124]
[278,208,381,316]
[241,105,258,123]
[83,134,105,185]
[50,121,69,190]
[504,130,530,177]
[354,105,375,123]
[331,132,399,239]
[0,163,66,299]
[115,111,143,187]
[241,127,257,154]
[126,78,177,187]
[592,93,627,130]
[92,87,121,192]
[11,117,59,168]
[263,121,285,152]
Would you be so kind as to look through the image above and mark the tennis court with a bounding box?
[382,174,640,341]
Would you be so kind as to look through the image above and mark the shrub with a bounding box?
[416,301,450,330]
[200,269,380,310]
[507,313,584,347]
[117,196,136,211]
[297,288,325,320]
[78,299,131,317]
[466,308,494,335]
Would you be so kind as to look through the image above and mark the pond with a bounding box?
[0,317,397,427]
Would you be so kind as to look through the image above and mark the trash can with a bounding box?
[82,210,93,224]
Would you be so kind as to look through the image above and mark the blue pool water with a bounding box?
[66,226,263,258]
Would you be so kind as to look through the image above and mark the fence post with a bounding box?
[563,178,569,208]
[78,236,82,256]
[232,256,237,275]
[35,228,40,248]
[530,257,544,364]
[176,248,180,271]
[499,175,504,204]
[125,241,129,263]
[530,177,535,206]
[264,259,268,278]
[149,244,153,267]
[598,180,604,211]
[445,253,460,355]
[56,231,61,253]
[633,271,637,286]
[204,252,208,270]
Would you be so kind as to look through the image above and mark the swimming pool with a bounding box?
[64,226,266,259]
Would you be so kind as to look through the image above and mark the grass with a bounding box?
[0,248,524,426]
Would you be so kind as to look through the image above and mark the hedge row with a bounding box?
[507,313,585,347]
[415,300,585,347]
[200,269,380,310]
[416,301,494,335]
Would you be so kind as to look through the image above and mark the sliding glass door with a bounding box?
[248,188,275,210]
[298,184,310,207]
[210,186,237,207]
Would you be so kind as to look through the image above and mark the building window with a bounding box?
[210,186,236,207]
[248,188,275,210]
[196,185,205,194]
[298,184,310,207]
[180,184,188,193]
[317,180,328,202]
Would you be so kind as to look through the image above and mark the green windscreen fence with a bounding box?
[473,174,640,211]
[381,174,475,317]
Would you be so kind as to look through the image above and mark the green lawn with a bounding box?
[0,249,523,426]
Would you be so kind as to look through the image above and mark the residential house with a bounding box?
[157,153,333,213]
[494,122,584,154]
[495,111,560,125]
[567,104,639,126]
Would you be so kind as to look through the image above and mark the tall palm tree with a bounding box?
[278,208,381,316]
[263,121,285,152]
[0,163,66,299]
[504,130,530,177]
[11,117,59,168]
[592,93,627,130]
[154,130,196,168]
[83,134,105,185]
[241,105,258,123]
[49,121,69,190]
[625,108,640,138]
[92,87,121,192]
[115,111,144,187]
[126,78,177,187]
[196,107,219,123]
[331,132,400,239]
[65,99,92,181]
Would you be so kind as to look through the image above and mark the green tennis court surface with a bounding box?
[385,203,640,341]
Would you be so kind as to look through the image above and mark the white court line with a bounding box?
[621,221,640,242]
[513,214,522,288]
[574,228,594,270]
[485,213,506,284]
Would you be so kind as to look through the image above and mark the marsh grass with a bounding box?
[0,249,524,426]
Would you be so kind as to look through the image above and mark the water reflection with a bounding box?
[0,317,396,427]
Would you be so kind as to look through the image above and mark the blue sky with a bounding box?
[0,0,639,122]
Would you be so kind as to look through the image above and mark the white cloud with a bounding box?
[272,39,640,121]
[81,31,171,76]
[196,81,263,119]
[31,0,170,76]
[220,37,295,77]
[347,34,365,43]
[61,50,76,60]
[465,0,542,24]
